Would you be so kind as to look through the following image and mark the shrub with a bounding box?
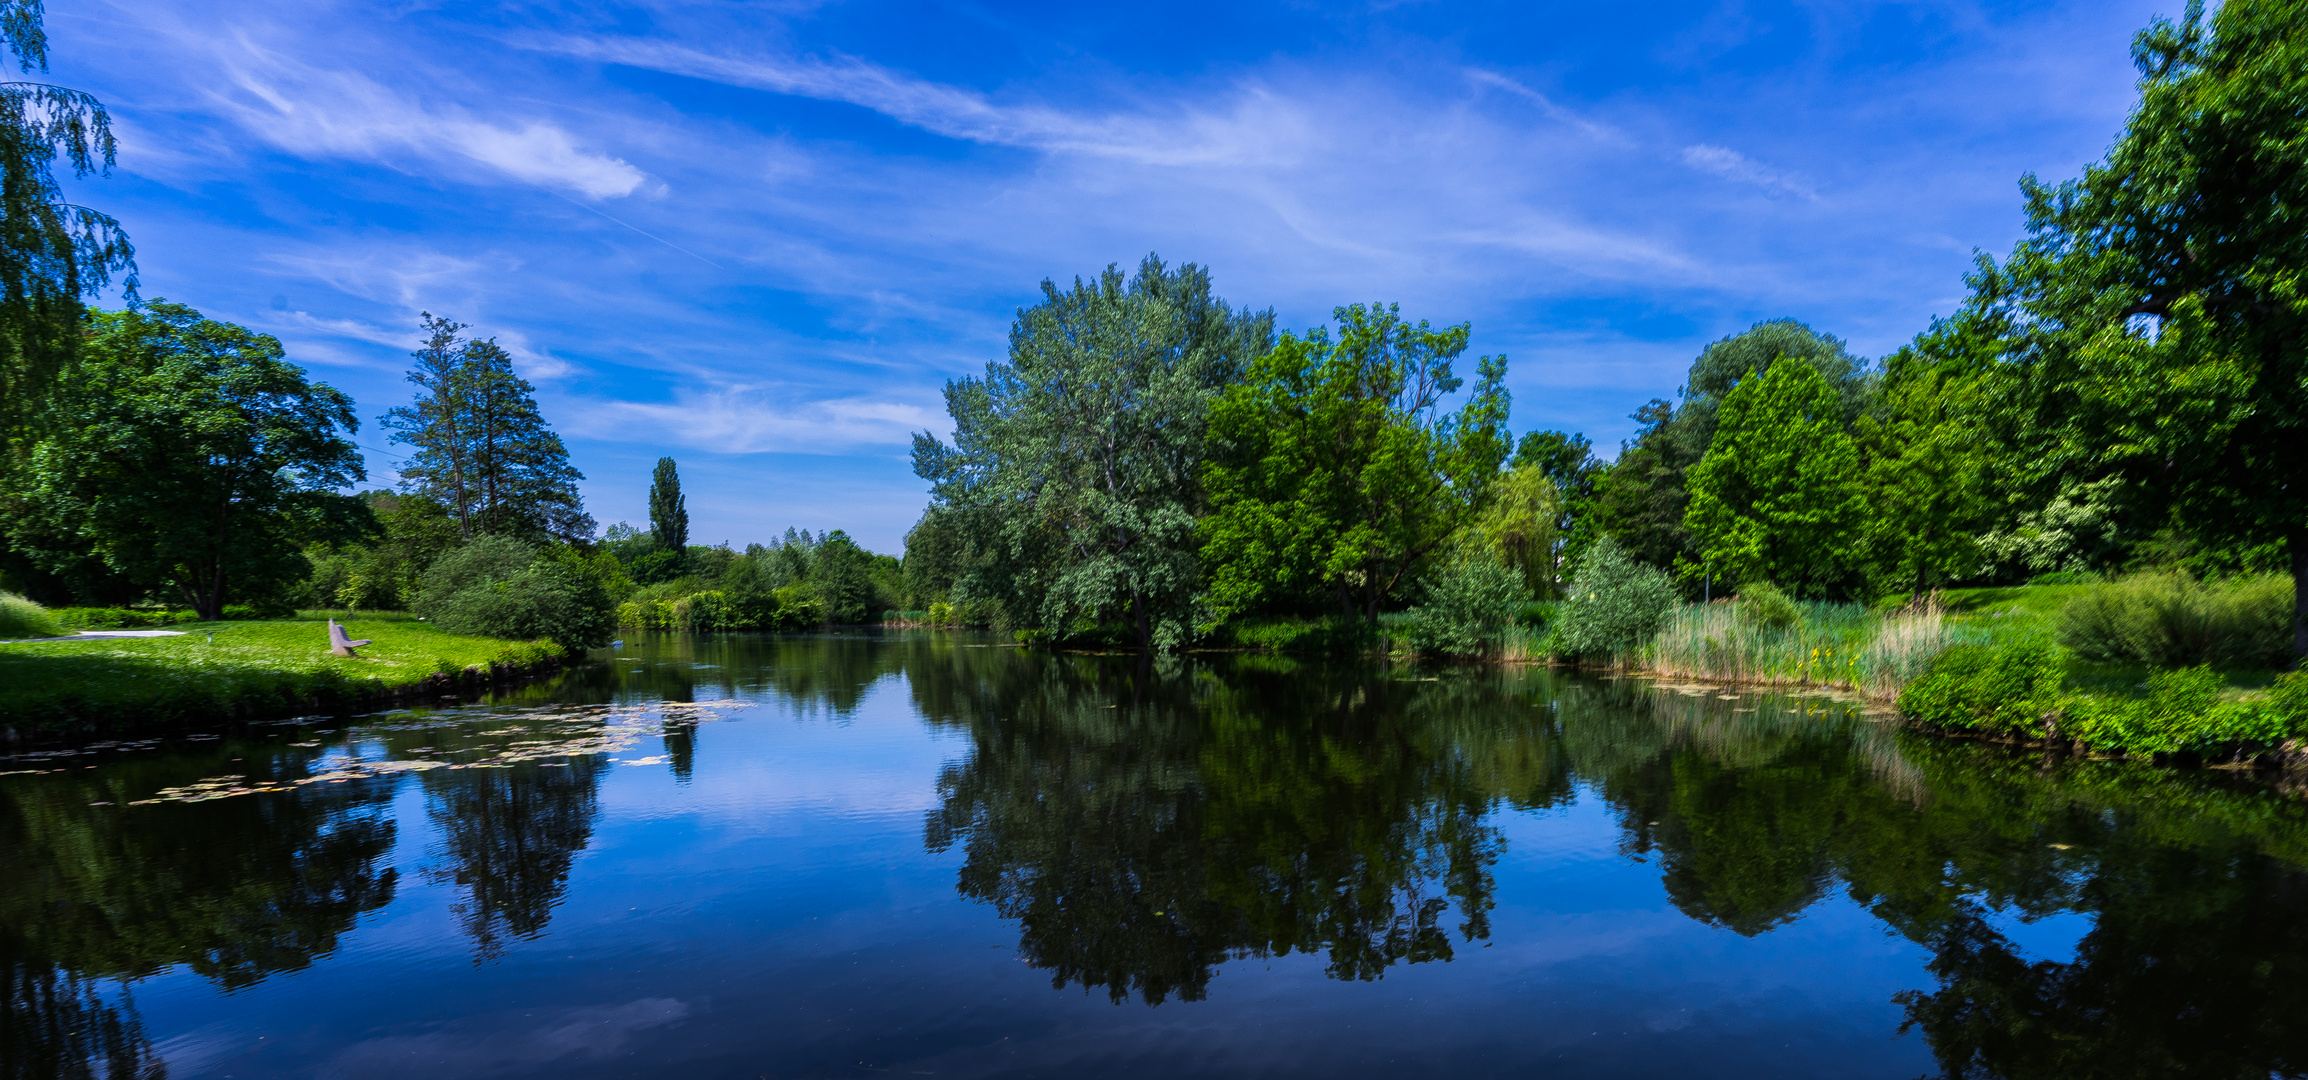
[416,536,615,649]
[1896,638,2065,736]
[0,592,62,639]
[1735,582,1801,630]
[927,600,956,627]
[2059,571,2293,668]
[1406,553,1526,657]
[50,607,199,630]
[1555,536,1678,659]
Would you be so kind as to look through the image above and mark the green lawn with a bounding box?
[1934,584,2287,695]
[0,613,567,733]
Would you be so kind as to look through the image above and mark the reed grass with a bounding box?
[1644,596,1985,699]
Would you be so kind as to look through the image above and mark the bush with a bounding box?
[1896,638,2065,737]
[1735,582,1801,630]
[1406,553,1526,657]
[2058,571,2293,668]
[1555,536,1678,659]
[0,592,62,639]
[415,536,615,649]
[51,607,199,630]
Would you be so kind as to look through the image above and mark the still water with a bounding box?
[6,631,2308,1079]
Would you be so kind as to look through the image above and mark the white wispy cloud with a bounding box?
[563,389,944,453]
[1679,143,1819,201]
[206,31,649,199]
[522,34,1315,167]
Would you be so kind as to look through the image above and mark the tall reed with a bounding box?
[1644,595,1964,698]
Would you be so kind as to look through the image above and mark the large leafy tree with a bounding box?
[382,314,592,545]
[1201,303,1511,623]
[1592,320,1866,582]
[1958,0,2308,658]
[0,0,135,431]
[1857,347,1994,595]
[914,255,1273,649]
[5,302,367,618]
[1683,359,1867,596]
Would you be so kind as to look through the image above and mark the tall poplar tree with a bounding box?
[648,457,687,552]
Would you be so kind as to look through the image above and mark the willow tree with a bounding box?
[1966,0,2308,658]
[913,255,1273,649]
[0,0,135,430]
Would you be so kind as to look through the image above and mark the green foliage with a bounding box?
[0,589,58,638]
[380,313,592,545]
[1510,429,1603,581]
[1555,535,1678,659]
[1470,461,1559,599]
[2057,572,2294,668]
[1957,0,2308,658]
[1858,351,1993,593]
[1896,639,2065,737]
[0,0,136,431]
[1201,301,1510,625]
[48,606,196,630]
[297,490,462,610]
[1593,321,1866,581]
[2,302,368,620]
[1685,359,1867,597]
[1736,582,1800,630]
[414,536,613,650]
[916,255,1272,649]
[1405,551,1526,657]
[648,456,688,555]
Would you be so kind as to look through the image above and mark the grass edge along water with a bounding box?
[0,612,568,733]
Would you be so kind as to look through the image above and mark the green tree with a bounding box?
[648,456,688,554]
[1592,321,1867,583]
[1857,349,1993,594]
[4,303,366,619]
[1201,303,1511,624]
[1684,360,1867,596]
[1470,460,1559,598]
[914,255,1273,648]
[0,0,135,432]
[382,314,591,545]
[1511,429,1602,583]
[1957,0,2308,658]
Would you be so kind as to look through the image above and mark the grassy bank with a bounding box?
[0,613,569,736]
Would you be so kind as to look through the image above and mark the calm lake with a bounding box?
[6,631,2306,1079]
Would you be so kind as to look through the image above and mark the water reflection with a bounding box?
[423,758,609,961]
[5,634,2308,1078]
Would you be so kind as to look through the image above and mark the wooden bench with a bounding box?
[328,619,373,657]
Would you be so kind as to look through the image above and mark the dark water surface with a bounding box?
[7,631,2308,1079]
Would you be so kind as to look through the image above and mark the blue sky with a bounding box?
[54,0,2167,553]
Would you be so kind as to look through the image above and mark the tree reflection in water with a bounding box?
[6,634,2308,1079]
[0,745,400,1076]
[423,757,610,961]
[877,640,2308,1076]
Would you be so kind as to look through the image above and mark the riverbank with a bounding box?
[0,613,573,739]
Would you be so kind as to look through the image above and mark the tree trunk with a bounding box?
[1133,591,1151,651]
[2291,524,2308,663]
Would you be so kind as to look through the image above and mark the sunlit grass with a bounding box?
[0,614,566,731]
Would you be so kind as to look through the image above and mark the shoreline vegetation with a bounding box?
[0,612,569,739]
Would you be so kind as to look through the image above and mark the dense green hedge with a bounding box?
[1899,638,2308,755]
